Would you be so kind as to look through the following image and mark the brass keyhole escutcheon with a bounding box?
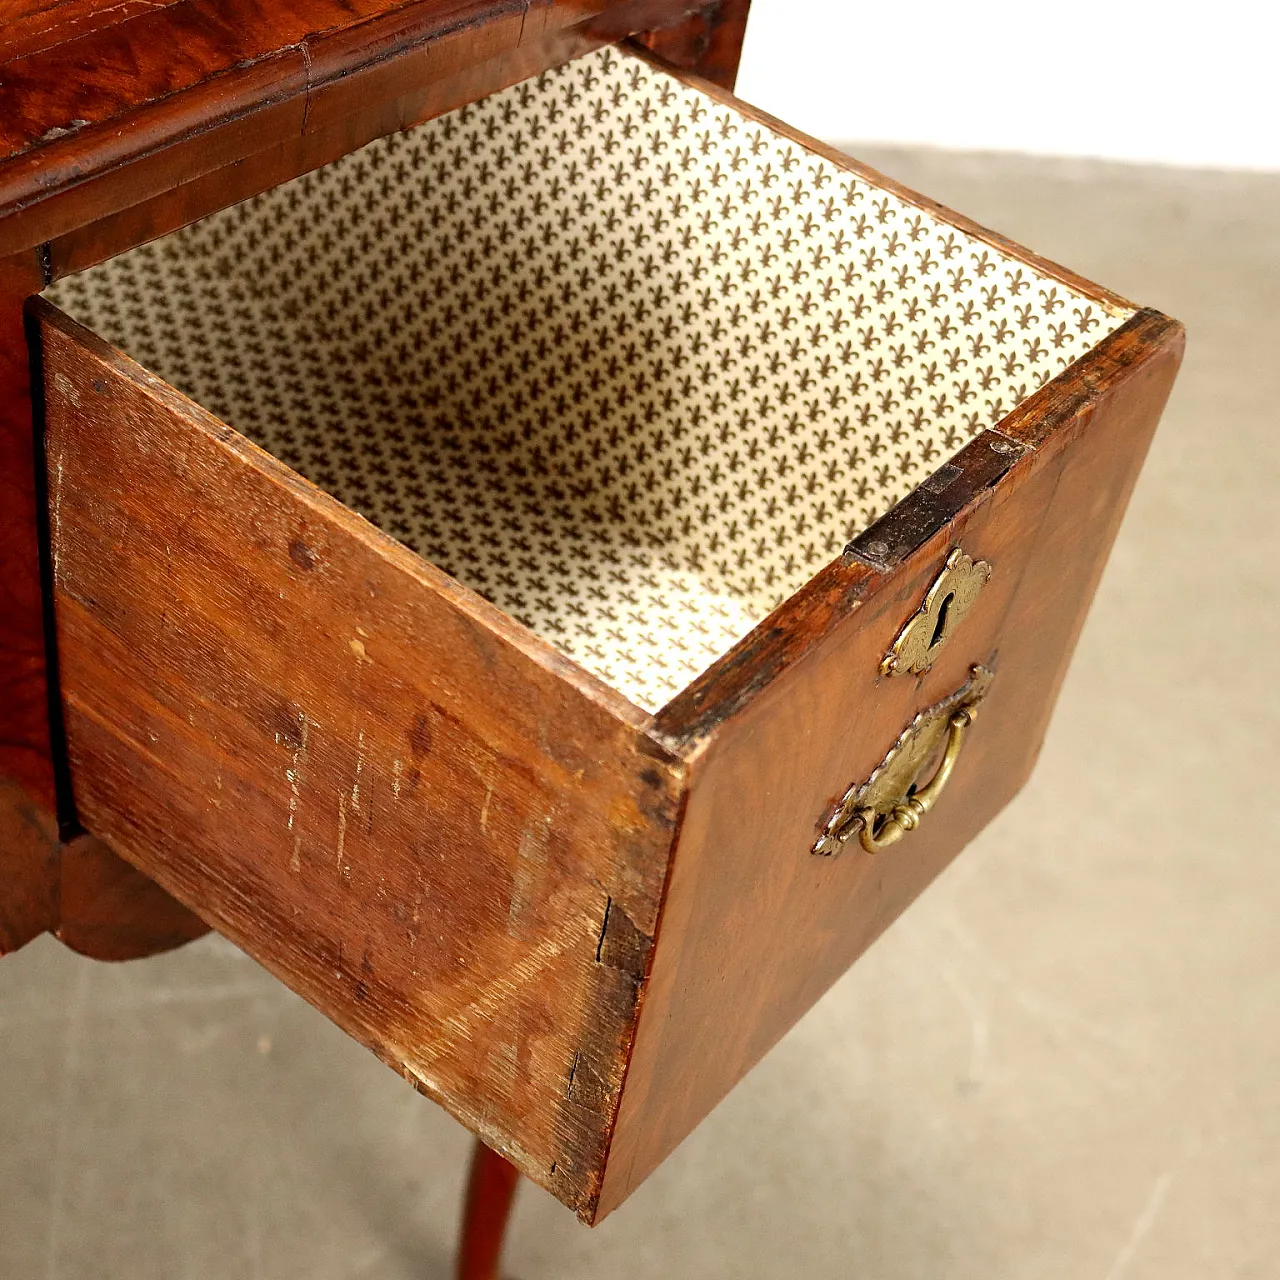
[813,664,993,857]
[881,547,992,676]
[930,591,955,649]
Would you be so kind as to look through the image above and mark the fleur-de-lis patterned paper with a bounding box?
[49,47,1131,712]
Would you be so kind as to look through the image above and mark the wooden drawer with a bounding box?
[32,45,1182,1222]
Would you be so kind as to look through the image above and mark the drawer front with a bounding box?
[601,313,1183,1215]
[35,307,683,1218]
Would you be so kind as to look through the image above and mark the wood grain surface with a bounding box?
[636,0,751,89]
[0,256,52,812]
[0,254,63,955]
[45,1,697,278]
[35,289,1183,1219]
[55,833,212,959]
[2,244,209,960]
[0,1,513,167]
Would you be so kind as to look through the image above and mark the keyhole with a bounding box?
[930,591,955,649]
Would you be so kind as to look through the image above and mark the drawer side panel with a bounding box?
[599,313,1184,1218]
[35,302,683,1220]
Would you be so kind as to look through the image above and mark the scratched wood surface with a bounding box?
[35,293,1183,1220]
[35,301,683,1217]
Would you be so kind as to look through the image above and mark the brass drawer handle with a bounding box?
[854,708,973,853]
[813,663,993,857]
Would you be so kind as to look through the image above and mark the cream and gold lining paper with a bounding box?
[49,47,1131,712]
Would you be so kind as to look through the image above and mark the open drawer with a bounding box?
[33,45,1182,1222]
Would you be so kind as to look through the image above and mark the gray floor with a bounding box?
[3,149,1277,1279]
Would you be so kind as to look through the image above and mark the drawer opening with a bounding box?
[46,46,1132,714]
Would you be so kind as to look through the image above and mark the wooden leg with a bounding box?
[457,1139,522,1280]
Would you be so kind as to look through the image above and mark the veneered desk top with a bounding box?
[0,0,643,251]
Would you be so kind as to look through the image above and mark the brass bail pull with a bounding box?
[812,663,993,858]
[855,707,973,853]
